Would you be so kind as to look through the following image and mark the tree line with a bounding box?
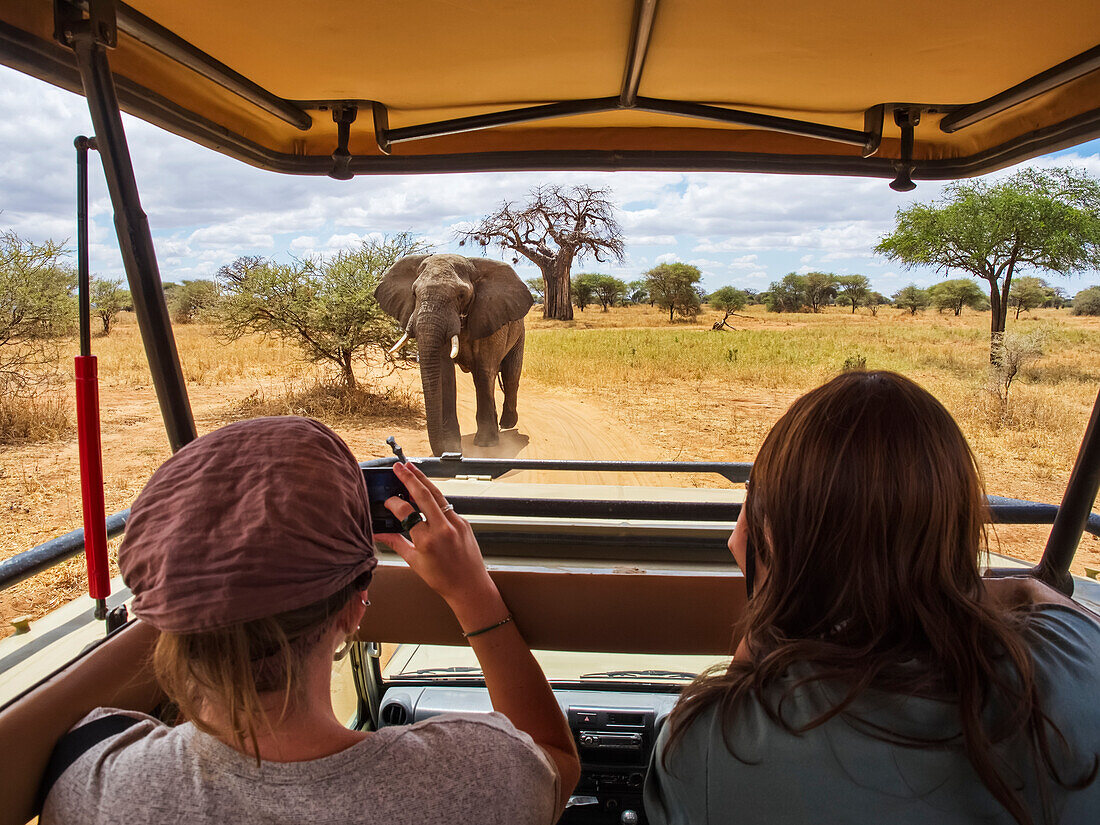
[521,263,1092,324]
[464,169,1100,362]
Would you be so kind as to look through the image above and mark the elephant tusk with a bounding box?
[388,332,410,356]
[450,335,460,360]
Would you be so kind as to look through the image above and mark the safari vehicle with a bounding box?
[2,1,1100,823]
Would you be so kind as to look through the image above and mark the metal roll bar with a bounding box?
[4,458,1099,594]
[57,1,196,451]
[1036,388,1100,593]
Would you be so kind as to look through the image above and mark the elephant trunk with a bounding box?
[414,305,462,455]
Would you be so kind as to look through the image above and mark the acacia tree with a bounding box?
[217,234,428,390]
[765,273,807,312]
[893,284,930,315]
[863,291,888,316]
[645,262,702,321]
[90,277,130,334]
[876,167,1100,360]
[835,274,870,313]
[626,279,649,305]
[803,271,839,313]
[571,274,595,311]
[928,278,987,316]
[1008,276,1052,318]
[709,286,747,330]
[458,185,624,321]
[588,274,627,311]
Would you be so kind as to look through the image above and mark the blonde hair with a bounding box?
[152,576,366,759]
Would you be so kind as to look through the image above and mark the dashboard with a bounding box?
[379,685,679,824]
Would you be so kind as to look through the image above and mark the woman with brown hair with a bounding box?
[646,371,1099,825]
[41,416,579,824]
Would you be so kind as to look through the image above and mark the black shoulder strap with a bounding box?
[37,714,143,812]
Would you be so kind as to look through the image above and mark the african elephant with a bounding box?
[375,253,534,455]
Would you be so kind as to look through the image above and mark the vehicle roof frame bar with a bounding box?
[619,0,659,108]
[940,43,1100,134]
[72,0,312,130]
[1035,386,1100,594]
[57,0,196,452]
[380,95,872,150]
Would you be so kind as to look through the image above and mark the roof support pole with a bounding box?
[58,3,196,451]
[1035,386,1100,594]
[620,0,659,107]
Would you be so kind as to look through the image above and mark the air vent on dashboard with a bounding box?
[381,702,409,726]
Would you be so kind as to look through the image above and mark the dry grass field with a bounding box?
[2,301,1099,637]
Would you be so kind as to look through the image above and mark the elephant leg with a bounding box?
[498,333,523,430]
[472,368,500,447]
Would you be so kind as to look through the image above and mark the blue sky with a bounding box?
[2,64,1099,297]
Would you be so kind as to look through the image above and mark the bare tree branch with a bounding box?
[457,185,623,320]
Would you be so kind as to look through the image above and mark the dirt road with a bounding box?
[362,369,692,487]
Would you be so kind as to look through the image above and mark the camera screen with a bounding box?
[362,467,410,532]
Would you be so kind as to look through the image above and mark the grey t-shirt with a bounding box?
[646,604,1100,824]
[42,709,558,825]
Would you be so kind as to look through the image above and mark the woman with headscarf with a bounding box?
[646,371,1099,825]
[41,416,579,825]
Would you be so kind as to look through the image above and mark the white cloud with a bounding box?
[289,235,317,252]
[1,63,1098,294]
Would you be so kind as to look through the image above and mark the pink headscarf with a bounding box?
[119,417,377,633]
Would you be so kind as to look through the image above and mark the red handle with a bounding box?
[75,355,110,600]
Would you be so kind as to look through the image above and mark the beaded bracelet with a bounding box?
[462,613,513,638]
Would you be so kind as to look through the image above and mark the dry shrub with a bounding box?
[228,381,421,427]
[988,330,1045,406]
[841,353,867,372]
[0,390,72,444]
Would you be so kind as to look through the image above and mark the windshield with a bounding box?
[384,644,728,686]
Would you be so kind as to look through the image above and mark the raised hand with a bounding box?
[374,461,503,627]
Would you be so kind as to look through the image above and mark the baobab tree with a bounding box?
[458,185,624,320]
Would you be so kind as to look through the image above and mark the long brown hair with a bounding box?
[666,371,1095,824]
[153,575,367,759]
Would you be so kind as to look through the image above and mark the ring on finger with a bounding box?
[441,504,455,512]
[400,511,425,533]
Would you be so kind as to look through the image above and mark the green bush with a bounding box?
[1072,286,1100,316]
[0,231,75,391]
[164,278,219,324]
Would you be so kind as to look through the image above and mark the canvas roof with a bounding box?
[2,0,1099,180]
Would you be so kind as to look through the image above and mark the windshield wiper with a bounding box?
[392,666,483,677]
[579,669,698,680]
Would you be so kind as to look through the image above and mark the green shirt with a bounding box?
[645,605,1100,824]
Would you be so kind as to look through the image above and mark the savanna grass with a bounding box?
[0,391,72,444]
[523,304,1100,514]
[94,314,311,387]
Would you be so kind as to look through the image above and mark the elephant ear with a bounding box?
[466,258,534,340]
[375,255,430,327]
